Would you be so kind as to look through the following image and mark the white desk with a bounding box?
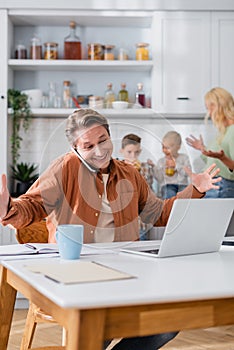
[1,243,234,349]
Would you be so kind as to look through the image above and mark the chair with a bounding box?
[16,220,66,350]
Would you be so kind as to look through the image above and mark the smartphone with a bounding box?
[71,147,98,173]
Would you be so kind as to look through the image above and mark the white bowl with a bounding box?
[112,101,129,110]
[21,89,43,108]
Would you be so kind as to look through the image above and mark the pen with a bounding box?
[25,243,37,250]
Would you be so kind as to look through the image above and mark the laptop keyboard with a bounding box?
[141,249,160,255]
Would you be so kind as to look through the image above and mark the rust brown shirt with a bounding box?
[2,152,203,243]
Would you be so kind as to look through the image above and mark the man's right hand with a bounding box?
[0,174,10,219]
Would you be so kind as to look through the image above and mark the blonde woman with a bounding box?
[186,87,234,198]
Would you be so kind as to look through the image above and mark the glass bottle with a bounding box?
[118,83,128,102]
[104,83,115,108]
[48,82,56,108]
[135,83,145,107]
[64,21,82,59]
[63,80,72,108]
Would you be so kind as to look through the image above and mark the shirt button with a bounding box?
[95,212,98,217]
[90,230,94,234]
[98,194,101,198]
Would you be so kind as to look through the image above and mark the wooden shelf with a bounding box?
[29,108,157,118]
[8,59,153,72]
[8,107,158,118]
[9,9,153,27]
[8,108,204,119]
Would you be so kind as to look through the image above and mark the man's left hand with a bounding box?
[184,163,221,193]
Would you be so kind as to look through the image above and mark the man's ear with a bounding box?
[119,148,123,155]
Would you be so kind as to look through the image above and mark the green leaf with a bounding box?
[11,162,39,183]
[8,89,32,167]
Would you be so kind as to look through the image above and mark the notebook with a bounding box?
[0,243,59,256]
[121,198,234,258]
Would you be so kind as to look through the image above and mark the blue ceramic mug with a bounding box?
[56,224,84,260]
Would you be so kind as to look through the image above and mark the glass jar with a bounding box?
[30,35,42,59]
[118,48,128,60]
[165,167,176,176]
[44,42,58,60]
[136,42,149,60]
[88,43,103,60]
[15,43,27,59]
[89,96,104,109]
[103,45,115,60]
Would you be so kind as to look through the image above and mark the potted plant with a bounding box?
[8,89,34,195]
[11,162,39,196]
[8,88,32,167]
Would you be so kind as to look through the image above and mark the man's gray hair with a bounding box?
[65,108,110,146]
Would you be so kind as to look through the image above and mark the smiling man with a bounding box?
[0,108,221,243]
[0,108,221,350]
[72,122,113,173]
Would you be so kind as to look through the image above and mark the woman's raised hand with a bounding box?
[186,134,205,152]
[202,149,225,159]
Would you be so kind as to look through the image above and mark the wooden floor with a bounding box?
[8,309,234,349]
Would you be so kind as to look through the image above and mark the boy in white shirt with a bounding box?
[148,131,191,198]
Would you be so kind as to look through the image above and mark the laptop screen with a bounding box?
[122,198,234,258]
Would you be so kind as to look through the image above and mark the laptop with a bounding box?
[224,211,234,237]
[222,211,234,245]
[121,198,234,258]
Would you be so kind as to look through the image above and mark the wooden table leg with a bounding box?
[66,309,106,350]
[0,265,17,350]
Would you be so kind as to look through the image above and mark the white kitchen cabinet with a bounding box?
[0,10,8,176]
[153,12,211,114]
[211,12,234,96]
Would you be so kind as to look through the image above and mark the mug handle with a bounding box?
[55,231,59,242]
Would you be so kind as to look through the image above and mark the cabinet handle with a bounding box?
[177,97,189,100]
[1,95,5,99]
